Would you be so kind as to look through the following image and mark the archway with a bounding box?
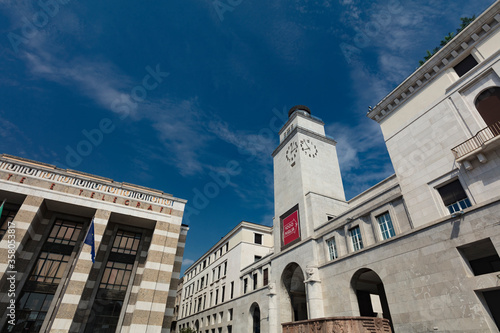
[194,319,199,332]
[475,87,500,133]
[281,263,308,322]
[250,303,261,333]
[351,268,393,331]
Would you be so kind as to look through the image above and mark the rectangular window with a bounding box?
[228,308,233,321]
[438,179,472,214]
[30,251,70,284]
[227,326,232,333]
[350,226,363,251]
[230,281,234,299]
[99,261,134,291]
[0,203,20,241]
[454,54,478,77]
[224,262,227,276]
[254,233,262,244]
[458,238,500,276]
[254,255,262,262]
[481,290,500,329]
[243,278,248,294]
[16,292,54,332]
[253,273,258,290]
[85,229,142,333]
[47,219,83,246]
[263,268,269,286]
[11,218,86,333]
[111,230,141,255]
[215,289,219,305]
[221,286,225,302]
[376,212,396,240]
[326,237,338,260]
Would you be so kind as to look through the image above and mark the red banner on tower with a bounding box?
[282,209,300,246]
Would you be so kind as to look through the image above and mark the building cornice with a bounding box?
[367,1,500,123]
[0,154,186,204]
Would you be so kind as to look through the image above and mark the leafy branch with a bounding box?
[418,16,476,66]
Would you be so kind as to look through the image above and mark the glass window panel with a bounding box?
[100,261,133,290]
[47,219,82,246]
[326,238,338,260]
[350,227,363,251]
[111,230,141,255]
[108,268,118,285]
[29,251,69,284]
[0,205,19,241]
[377,212,395,240]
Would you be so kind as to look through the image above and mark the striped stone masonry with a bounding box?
[128,220,180,333]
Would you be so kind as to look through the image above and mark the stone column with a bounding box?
[267,283,278,333]
[304,267,324,319]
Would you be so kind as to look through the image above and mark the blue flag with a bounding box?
[84,219,96,263]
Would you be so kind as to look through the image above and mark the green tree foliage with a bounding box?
[418,15,476,66]
[180,328,196,333]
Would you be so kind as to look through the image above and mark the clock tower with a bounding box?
[272,105,347,252]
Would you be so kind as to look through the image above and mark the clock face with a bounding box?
[300,138,318,158]
[285,141,298,164]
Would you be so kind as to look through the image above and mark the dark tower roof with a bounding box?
[288,105,311,118]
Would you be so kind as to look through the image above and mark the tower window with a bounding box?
[254,233,262,244]
[453,54,478,77]
[437,179,471,214]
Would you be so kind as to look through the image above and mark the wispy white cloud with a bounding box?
[182,258,195,267]
[2,0,213,176]
[326,119,394,198]
[207,118,277,166]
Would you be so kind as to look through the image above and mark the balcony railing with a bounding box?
[452,121,500,159]
[282,317,392,333]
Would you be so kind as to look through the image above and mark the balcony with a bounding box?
[451,121,500,168]
[282,317,392,333]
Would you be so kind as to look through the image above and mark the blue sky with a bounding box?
[1,0,494,273]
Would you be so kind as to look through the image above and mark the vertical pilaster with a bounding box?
[0,196,44,329]
[162,224,188,333]
[305,267,324,319]
[129,220,179,333]
[267,283,278,333]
